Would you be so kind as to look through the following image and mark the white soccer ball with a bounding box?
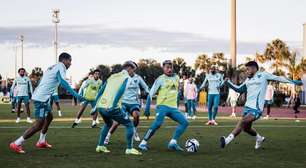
[185,138,200,152]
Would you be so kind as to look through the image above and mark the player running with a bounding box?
[50,86,62,117]
[104,64,149,144]
[138,60,189,151]
[199,66,224,125]
[11,68,33,123]
[220,61,302,149]
[72,70,102,128]
[9,53,84,154]
[94,61,142,155]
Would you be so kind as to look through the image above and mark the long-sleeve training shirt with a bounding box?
[122,74,149,105]
[32,62,80,102]
[199,73,224,95]
[11,76,33,97]
[226,71,295,111]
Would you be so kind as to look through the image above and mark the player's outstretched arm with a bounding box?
[78,80,89,96]
[198,77,207,91]
[56,72,83,100]
[225,80,247,94]
[145,78,162,117]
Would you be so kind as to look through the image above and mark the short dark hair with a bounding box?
[162,60,172,66]
[18,68,25,73]
[245,61,259,70]
[123,61,137,69]
[58,52,72,62]
[93,69,100,73]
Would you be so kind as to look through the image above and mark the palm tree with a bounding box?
[285,52,306,80]
[194,53,211,72]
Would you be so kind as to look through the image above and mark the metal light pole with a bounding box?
[19,35,24,68]
[52,9,60,63]
[14,46,18,78]
[230,0,237,67]
[303,23,306,58]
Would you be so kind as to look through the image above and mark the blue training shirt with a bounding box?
[199,72,224,95]
[122,74,149,105]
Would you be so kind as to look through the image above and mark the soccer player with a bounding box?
[9,53,84,154]
[220,61,302,149]
[11,68,33,123]
[10,85,17,113]
[94,61,142,155]
[138,60,189,151]
[227,87,240,117]
[199,66,224,125]
[50,86,62,117]
[263,82,274,119]
[104,64,149,144]
[184,77,198,119]
[72,70,102,128]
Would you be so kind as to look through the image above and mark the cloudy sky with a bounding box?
[0,0,305,81]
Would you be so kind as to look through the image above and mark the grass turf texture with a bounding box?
[0,104,306,168]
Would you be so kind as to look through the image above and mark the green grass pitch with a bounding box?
[0,104,305,168]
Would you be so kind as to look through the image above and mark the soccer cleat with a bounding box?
[16,118,20,123]
[125,148,142,155]
[192,116,196,120]
[71,123,78,128]
[96,146,110,153]
[168,142,184,151]
[91,124,97,128]
[26,118,33,123]
[212,120,218,126]
[36,141,52,149]
[230,113,236,117]
[95,119,100,124]
[263,116,269,120]
[205,121,212,125]
[134,132,141,142]
[255,136,265,149]
[9,143,25,154]
[138,143,149,151]
[220,136,226,148]
[11,109,15,113]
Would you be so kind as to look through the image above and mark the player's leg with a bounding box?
[89,101,98,128]
[11,97,16,113]
[206,94,213,125]
[111,108,141,155]
[212,94,220,125]
[36,111,53,148]
[72,101,88,128]
[54,96,62,116]
[131,107,141,141]
[96,108,112,153]
[104,121,120,144]
[15,97,22,123]
[167,108,189,151]
[186,99,192,118]
[191,99,197,119]
[24,96,33,123]
[10,101,48,153]
[139,106,166,151]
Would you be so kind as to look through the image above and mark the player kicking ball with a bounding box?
[94,61,142,155]
[138,60,189,151]
[104,63,149,144]
[72,70,102,128]
[220,61,302,150]
[9,53,84,154]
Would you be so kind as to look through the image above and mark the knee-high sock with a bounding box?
[98,125,111,146]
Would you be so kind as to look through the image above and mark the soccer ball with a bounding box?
[185,138,200,152]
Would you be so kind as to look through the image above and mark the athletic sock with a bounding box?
[169,139,177,144]
[106,132,111,139]
[74,118,80,123]
[256,133,262,140]
[92,120,96,126]
[15,136,25,145]
[140,140,147,145]
[225,133,235,145]
[39,133,46,143]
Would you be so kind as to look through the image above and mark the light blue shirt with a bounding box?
[199,73,224,94]
[226,71,295,111]
[11,76,33,97]
[122,74,149,104]
[32,62,80,102]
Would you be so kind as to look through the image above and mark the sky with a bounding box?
[0,0,305,81]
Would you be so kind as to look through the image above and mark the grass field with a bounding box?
[0,104,306,168]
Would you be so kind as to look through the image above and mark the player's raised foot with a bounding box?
[168,142,184,151]
[220,136,226,148]
[9,143,25,154]
[36,141,52,149]
[255,136,265,149]
[134,132,141,142]
[58,111,62,117]
[138,143,149,151]
[96,146,110,153]
[125,148,142,155]
[71,122,78,128]
[26,118,33,123]
[16,117,20,123]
